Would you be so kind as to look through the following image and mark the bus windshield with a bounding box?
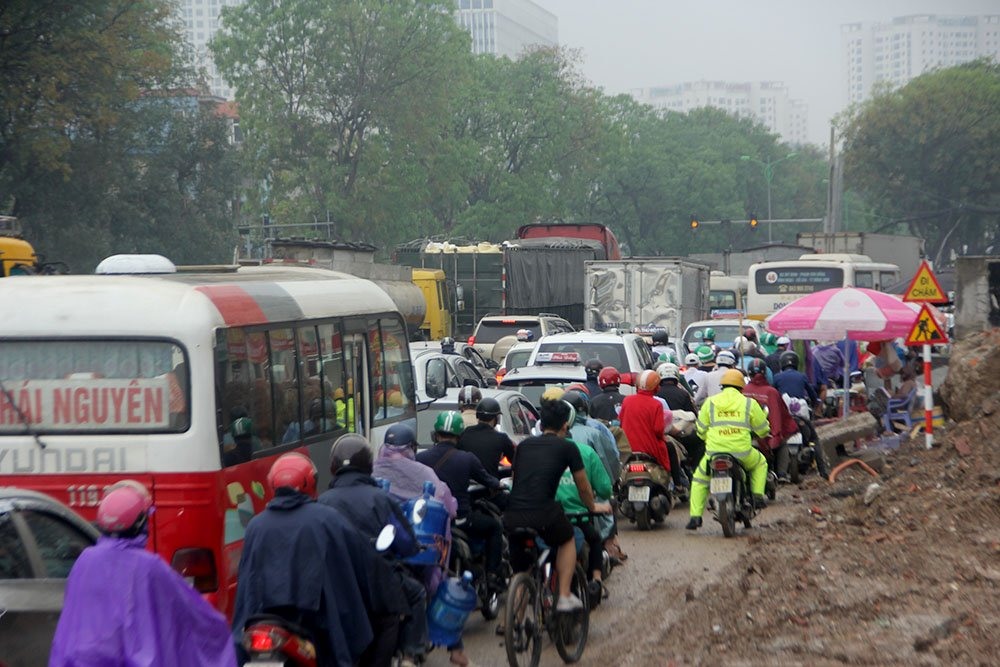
[0,339,189,433]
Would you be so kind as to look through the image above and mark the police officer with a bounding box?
[686,369,771,530]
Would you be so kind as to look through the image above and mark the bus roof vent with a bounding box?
[95,254,177,274]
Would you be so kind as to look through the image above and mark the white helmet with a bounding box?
[777,336,791,347]
[684,352,700,366]
[734,336,756,354]
[716,350,737,367]
[657,362,680,381]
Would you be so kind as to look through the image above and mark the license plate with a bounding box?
[627,485,650,502]
[710,477,732,494]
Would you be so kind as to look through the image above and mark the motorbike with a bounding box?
[618,452,673,531]
[450,483,511,620]
[782,395,828,483]
[706,452,756,538]
[242,525,397,666]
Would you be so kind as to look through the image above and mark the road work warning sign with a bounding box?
[905,304,949,346]
[902,261,948,304]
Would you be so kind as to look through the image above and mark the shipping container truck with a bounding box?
[796,232,925,284]
[583,257,712,339]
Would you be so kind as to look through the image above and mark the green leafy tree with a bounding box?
[840,60,1000,265]
[212,0,471,246]
[0,0,179,199]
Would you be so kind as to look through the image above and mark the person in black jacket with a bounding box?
[590,366,626,423]
[318,435,426,667]
[458,398,516,471]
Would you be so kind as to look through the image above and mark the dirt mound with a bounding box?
[646,404,1000,665]
[940,328,1000,421]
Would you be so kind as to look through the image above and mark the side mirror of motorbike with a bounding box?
[375,524,396,552]
[411,498,428,525]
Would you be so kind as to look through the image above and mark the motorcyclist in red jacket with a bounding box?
[741,358,799,481]
[618,370,673,474]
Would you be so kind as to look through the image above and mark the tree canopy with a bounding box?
[840,59,1000,264]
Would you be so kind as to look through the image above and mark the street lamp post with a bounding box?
[740,152,798,243]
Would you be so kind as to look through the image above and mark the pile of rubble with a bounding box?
[648,330,1000,666]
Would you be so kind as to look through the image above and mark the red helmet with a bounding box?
[564,382,590,396]
[637,369,660,393]
[96,480,152,535]
[267,453,318,497]
[598,367,621,388]
[743,327,758,342]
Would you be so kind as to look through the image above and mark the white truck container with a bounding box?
[796,232,925,284]
[584,257,711,339]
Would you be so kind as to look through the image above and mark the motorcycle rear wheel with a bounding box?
[635,505,652,531]
[553,565,590,664]
[718,496,736,538]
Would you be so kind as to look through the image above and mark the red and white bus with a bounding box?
[0,264,416,617]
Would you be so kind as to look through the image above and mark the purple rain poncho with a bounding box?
[49,535,236,667]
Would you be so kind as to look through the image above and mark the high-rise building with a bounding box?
[455,0,558,58]
[176,0,243,99]
[632,81,810,145]
[842,14,1000,106]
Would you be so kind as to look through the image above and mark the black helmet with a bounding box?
[747,358,768,376]
[475,397,502,422]
[563,389,589,416]
[584,358,603,380]
[330,433,373,475]
[458,385,482,409]
[651,330,669,345]
[440,336,456,354]
[779,350,799,370]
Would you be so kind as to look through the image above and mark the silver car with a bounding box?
[415,388,540,447]
[0,488,99,666]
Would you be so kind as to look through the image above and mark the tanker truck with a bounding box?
[266,238,452,340]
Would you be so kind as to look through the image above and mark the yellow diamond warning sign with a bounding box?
[902,260,948,303]
[905,303,949,346]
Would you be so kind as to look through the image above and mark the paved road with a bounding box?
[424,499,799,667]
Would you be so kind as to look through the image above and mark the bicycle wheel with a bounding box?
[504,572,542,667]
[553,564,590,663]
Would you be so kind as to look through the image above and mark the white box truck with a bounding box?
[584,257,711,339]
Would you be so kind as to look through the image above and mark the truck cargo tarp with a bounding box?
[504,240,604,310]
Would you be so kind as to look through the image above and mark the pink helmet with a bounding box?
[96,480,153,535]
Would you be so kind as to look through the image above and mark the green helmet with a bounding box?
[231,416,253,438]
[703,327,716,342]
[696,345,715,363]
[433,410,465,437]
[761,332,778,347]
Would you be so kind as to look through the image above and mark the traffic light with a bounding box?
[690,216,699,230]
[749,213,759,229]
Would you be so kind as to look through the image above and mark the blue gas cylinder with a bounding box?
[427,571,476,647]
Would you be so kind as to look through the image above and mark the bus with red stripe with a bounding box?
[0,264,416,617]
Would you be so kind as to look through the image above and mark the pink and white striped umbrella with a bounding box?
[765,287,920,341]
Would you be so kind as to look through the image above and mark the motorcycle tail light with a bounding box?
[712,458,732,471]
[627,463,646,473]
[245,625,287,653]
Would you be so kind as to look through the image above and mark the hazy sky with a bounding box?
[533,0,999,145]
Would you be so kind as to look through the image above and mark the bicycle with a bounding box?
[503,517,592,667]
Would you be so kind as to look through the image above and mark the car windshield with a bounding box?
[498,379,572,408]
[474,320,542,344]
[535,342,627,370]
[504,349,532,371]
[683,325,742,351]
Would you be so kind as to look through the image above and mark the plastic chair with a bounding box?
[882,387,917,433]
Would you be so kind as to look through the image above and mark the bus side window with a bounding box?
[376,318,414,423]
[218,328,269,466]
[855,271,874,289]
[270,328,302,446]
[317,323,348,435]
[368,322,386,422]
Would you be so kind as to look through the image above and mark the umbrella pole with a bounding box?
[842,337,850,420]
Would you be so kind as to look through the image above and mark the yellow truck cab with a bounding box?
[0,216,39,276]
[412,268,452,340]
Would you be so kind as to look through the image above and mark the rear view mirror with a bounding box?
[425,358,448,399]
[375,524,396,552]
